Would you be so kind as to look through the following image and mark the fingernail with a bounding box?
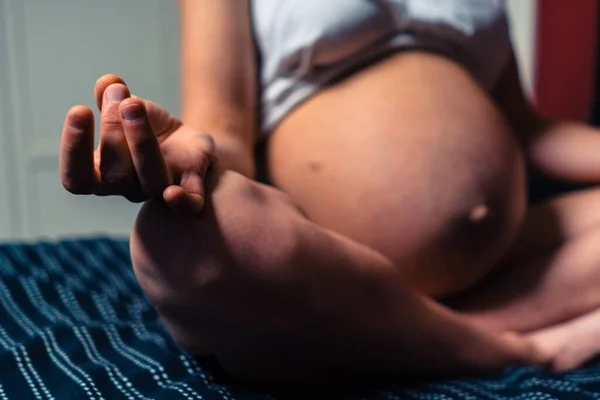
[122,104,143,121]
[105,85,127,103]
[68,111,90,129]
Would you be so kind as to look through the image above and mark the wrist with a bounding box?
[181,115,256,178]
[210,133,256,179]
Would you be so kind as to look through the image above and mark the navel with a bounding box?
[469,204,490,224]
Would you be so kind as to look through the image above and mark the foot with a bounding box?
[527,308,600,371]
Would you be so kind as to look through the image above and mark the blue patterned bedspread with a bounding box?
[0,237,598,399]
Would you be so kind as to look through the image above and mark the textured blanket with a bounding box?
[0,237,597,399]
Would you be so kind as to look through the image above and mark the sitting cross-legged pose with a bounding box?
[59,0,600,383]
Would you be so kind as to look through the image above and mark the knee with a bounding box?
[209,173,303,284]
[130,169,299,291]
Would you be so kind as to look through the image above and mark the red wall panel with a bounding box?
[534,0,598,121]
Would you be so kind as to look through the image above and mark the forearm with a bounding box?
[492,53,600,185]
[522,120,600,184]
[178,0,257,177]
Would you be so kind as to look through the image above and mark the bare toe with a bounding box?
[527,308,600,372]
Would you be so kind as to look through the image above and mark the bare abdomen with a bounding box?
[268,51,527,297]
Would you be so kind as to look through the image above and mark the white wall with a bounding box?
[506,0,538,97]
[0,0,181,242]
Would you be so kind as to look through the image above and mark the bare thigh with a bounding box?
[266,51,526,298]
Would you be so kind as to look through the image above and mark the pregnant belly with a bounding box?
[404,105,527,297]
[271,52,527,297]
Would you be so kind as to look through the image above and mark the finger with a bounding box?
[99,83,137,192]
[95,76,181,139]
[120,98,170,197]
[163,185,205,216]
[163,160,212,215]
[172,136,214,193]
[170,171,207,214]
[60,105,99,194]
[163,160,221,217]
[95,74,126,111]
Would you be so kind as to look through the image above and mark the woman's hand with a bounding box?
[60,74,215,215]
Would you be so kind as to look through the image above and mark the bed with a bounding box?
[0,237,597,399]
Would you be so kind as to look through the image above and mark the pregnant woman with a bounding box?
[60,0,600,383]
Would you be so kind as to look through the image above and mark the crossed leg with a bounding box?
[127,52,546,382]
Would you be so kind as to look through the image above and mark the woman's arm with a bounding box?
[493,51,600,184]
[178,0,258,177]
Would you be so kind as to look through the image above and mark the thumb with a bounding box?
[162,132,216,216]
[163,156,216,217]
[134,96,182,138]
[163,184,205,217]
